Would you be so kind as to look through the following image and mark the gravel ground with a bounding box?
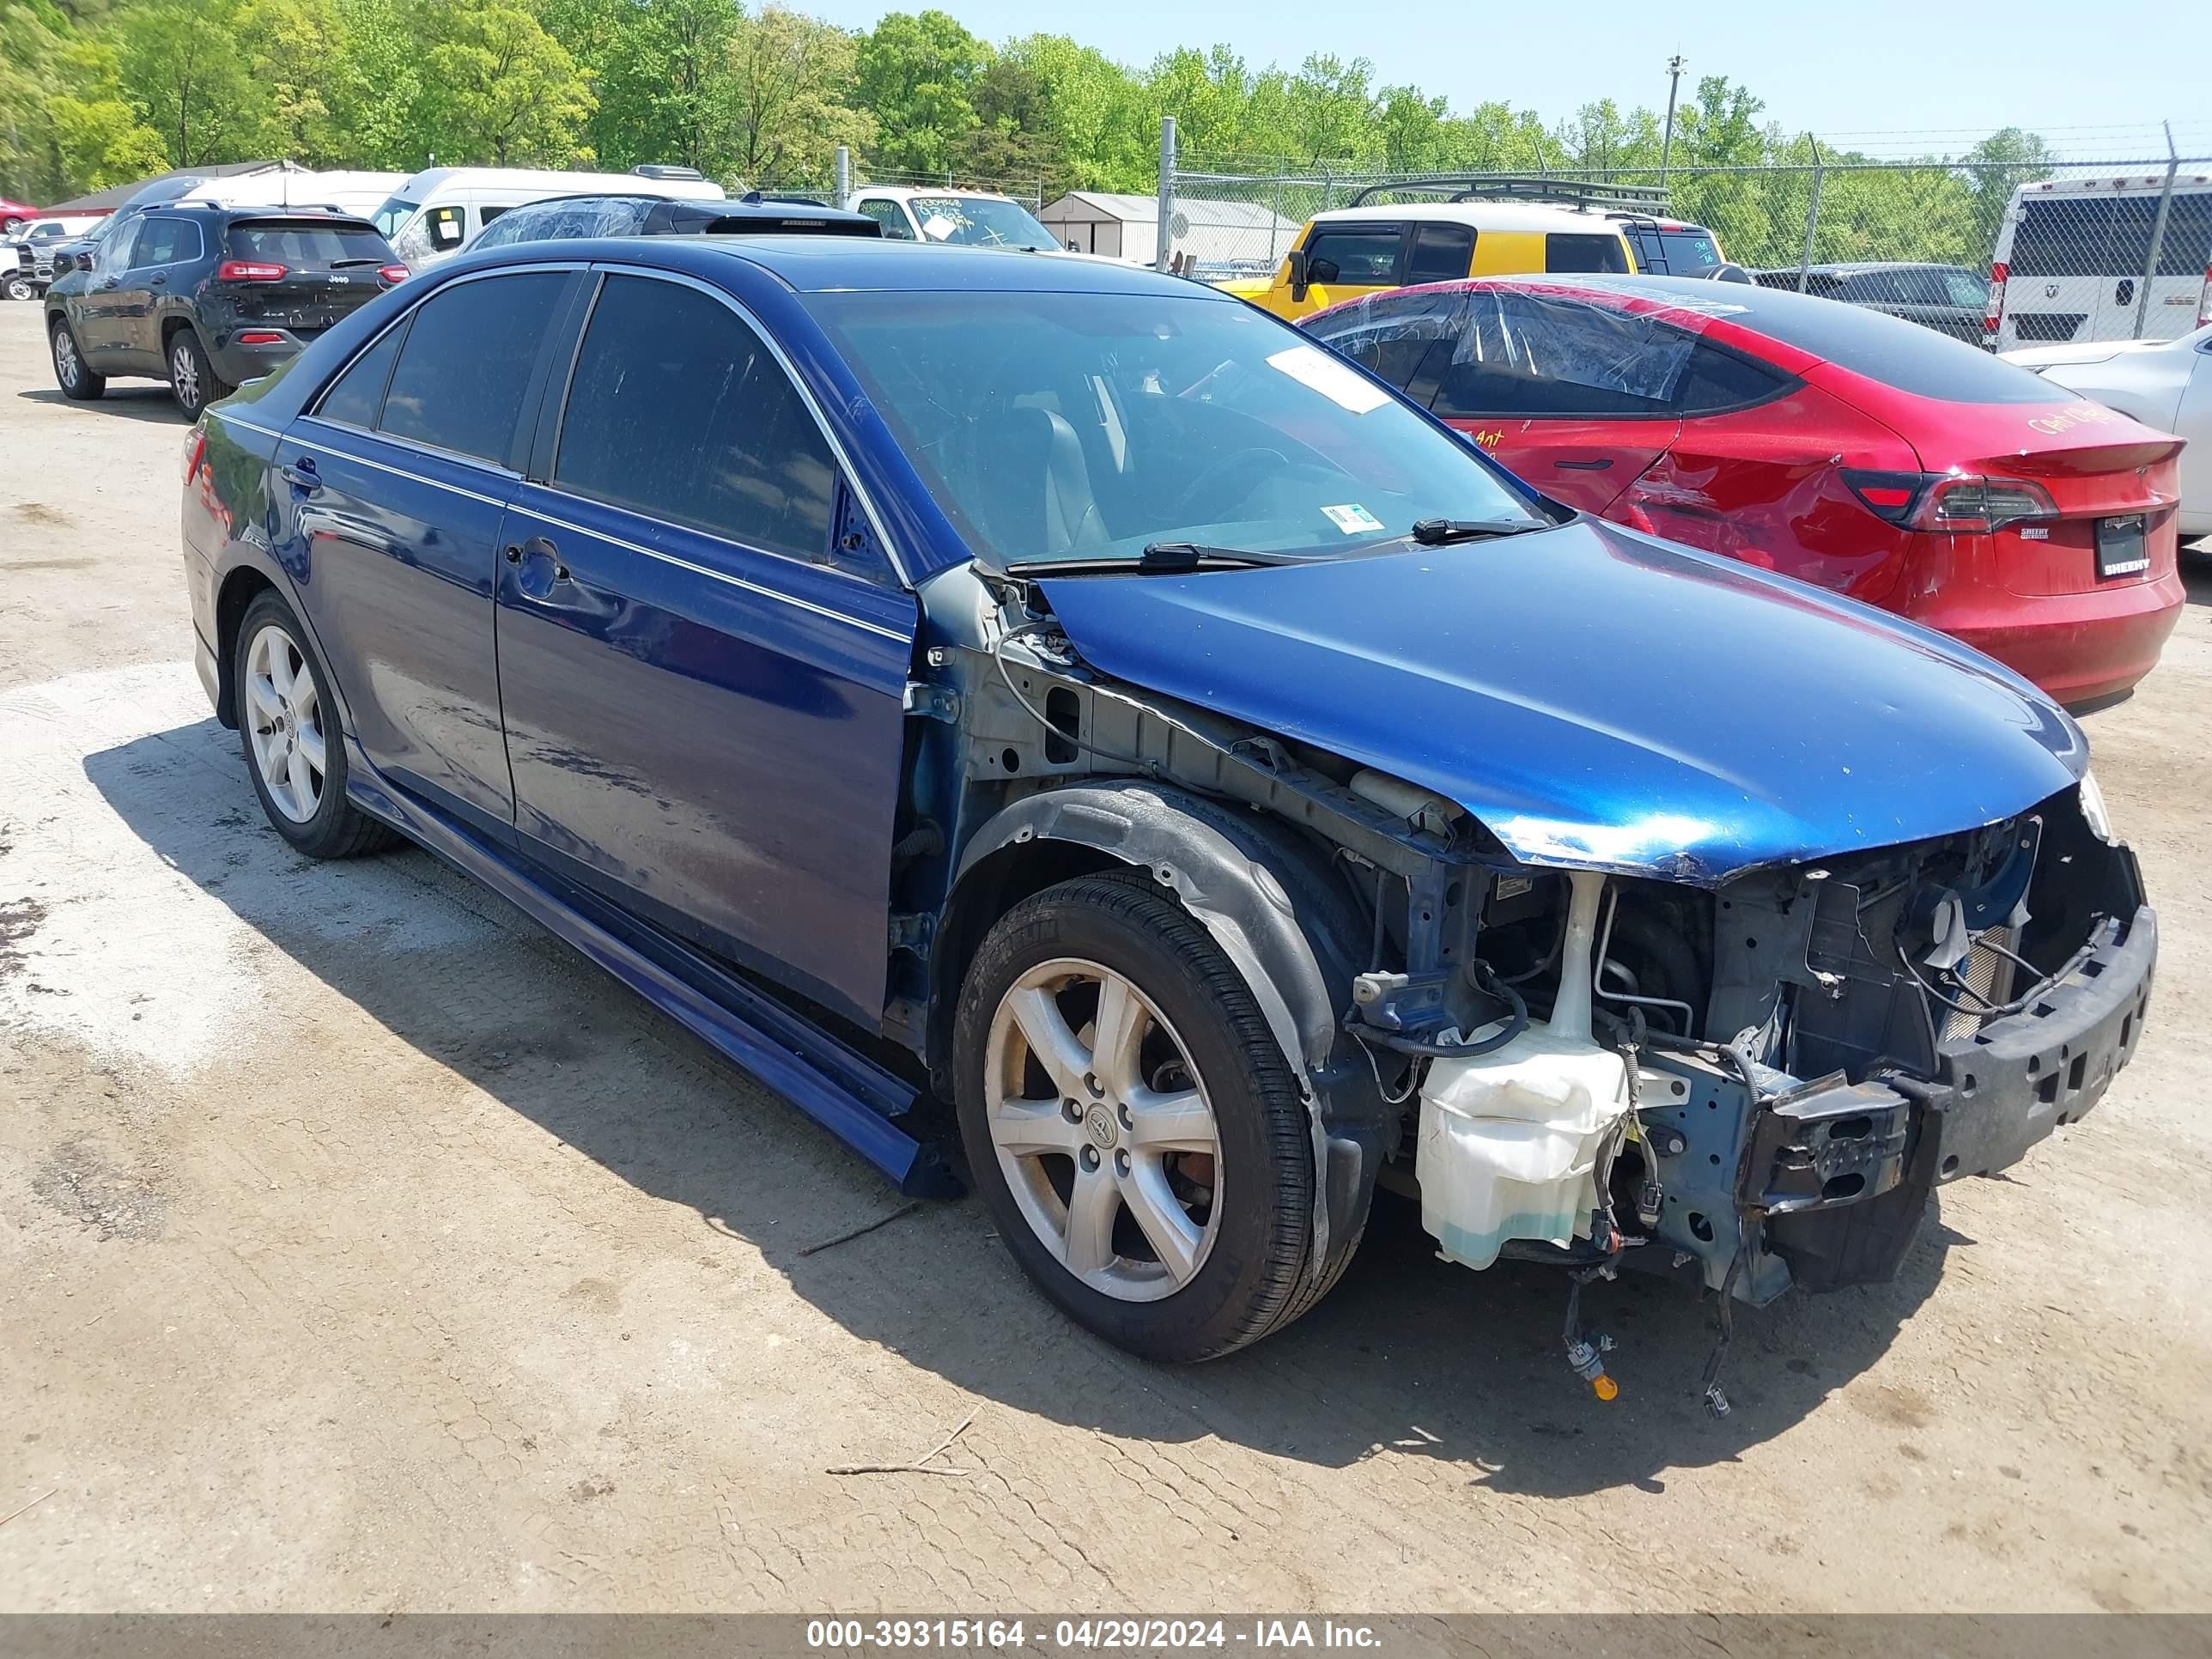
[2,301,2209,1614]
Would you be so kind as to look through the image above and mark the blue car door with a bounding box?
[492,269,919,1029]
[276,265,584,839]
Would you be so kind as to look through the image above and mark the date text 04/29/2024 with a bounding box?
[804,1620,1383,1650]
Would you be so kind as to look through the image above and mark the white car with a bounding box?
[845,185,1057,249]
[2007,325,2212,541]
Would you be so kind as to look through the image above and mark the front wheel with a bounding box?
[168,329,231,420]
[50,319,103,399]
[3,273,32,302]
[953,873,1323,1361]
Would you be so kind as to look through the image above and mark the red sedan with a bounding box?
[1304,275,2185,705]
[0,198,40,234]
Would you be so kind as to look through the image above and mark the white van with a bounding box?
[285,171,410,218]
[372,166,726,270]
[1986,172,2212,349]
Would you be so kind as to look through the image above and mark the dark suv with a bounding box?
[46,204,405,418]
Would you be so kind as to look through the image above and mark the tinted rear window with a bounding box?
[228,221,392,266]
[1546,233,1630,274]
[1708,284,2058,403]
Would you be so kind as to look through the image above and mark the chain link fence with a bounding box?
[1164,149,2212,345]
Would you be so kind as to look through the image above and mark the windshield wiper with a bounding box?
[1003,542,1314,577]
[1408,517,1547,546]
[328,257,384,269]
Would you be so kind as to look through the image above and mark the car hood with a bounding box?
[1036,519,2087,884]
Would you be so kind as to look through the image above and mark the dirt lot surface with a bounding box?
[2,301,2210,1616]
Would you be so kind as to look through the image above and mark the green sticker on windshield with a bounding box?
[1322,503,1384,535]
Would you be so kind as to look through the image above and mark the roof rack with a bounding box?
[1343,174,1673,212]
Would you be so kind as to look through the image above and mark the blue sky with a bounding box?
[814,0,2204,158]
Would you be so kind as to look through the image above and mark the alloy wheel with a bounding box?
[52,327,78,391]
[244,623,326,823]
[982,957,1223,1302]
[172,341,202,412]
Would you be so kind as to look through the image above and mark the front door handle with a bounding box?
[279,459,321,493]
[1554,458,1615,471]
[507,536,569,581]
[149,273,167,287]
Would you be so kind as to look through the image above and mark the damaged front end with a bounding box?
[1346,772,2153,1410]
[915,562,2155,1408]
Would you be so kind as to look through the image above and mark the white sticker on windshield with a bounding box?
[1267,344,1390,414]
[921,212,959,241]
[1321,502,1384,535]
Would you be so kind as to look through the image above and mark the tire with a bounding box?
[233,590,398,860]
[3,274,32,302]
[49,318,103,399]
[953,872,1322,1362]
[2,216,22,235]
[167,327,231,420]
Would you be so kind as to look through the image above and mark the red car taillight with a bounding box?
[1842,469,2058,534]
[1982,260,2008,341]
[1921,475,2058,533]
[216,259,286,282]
[2198,265,2210,329]
[182,428,207,482]
[379,263,409,284]
[235,331,285,345]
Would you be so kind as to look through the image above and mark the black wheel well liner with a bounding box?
[211,565,278,728]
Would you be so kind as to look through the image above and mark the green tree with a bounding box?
[589,0,739,173]
[856,9,988,175]
[411,0,595,166]
[115,0,267,166]
[727,4,873,184]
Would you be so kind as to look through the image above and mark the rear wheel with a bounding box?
[234,590,398,859]
[954,873,1323,1361]
[49,318,102,399]
[168,329,230,420]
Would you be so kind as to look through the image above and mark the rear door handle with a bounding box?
[149,273,167,287]
[1554,458,1615,471]
[280,459,321,493]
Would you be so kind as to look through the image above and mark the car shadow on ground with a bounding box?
[17,385,183,422]
[85,717,1950,1498]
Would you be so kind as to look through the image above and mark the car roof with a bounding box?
[460,234,1216,296]
[149,203,380,228]
[497,192,872,226]
[848,184,1022,204]
[1758,260,1971,276]
[1310,200,1633,234]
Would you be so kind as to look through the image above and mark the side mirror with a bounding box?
[1286,248,1309,303]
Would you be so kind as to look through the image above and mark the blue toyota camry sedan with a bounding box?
[181,235,2154,1401]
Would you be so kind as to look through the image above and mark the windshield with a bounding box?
[808,288,1545,568]
[372,197,417,238]
[906,195,1054,248]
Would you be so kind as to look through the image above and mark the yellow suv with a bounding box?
[1223,179,1722,321]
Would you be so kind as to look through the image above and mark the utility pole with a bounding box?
[1660,54,1686,185]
